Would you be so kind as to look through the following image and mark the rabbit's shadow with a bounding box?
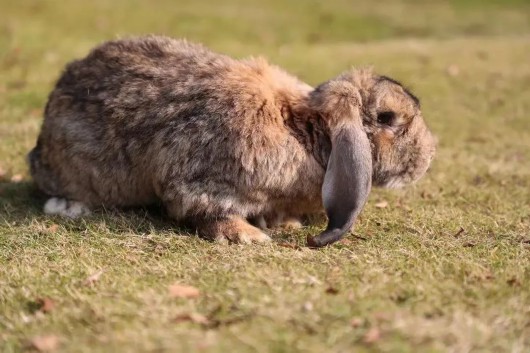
[0,181,189,237]
[0,181,322,244]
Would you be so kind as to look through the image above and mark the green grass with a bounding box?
[1,0,530,352]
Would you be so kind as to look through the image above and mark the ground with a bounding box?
[1,0,529,352]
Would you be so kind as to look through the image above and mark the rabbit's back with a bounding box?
[47,36,231,131]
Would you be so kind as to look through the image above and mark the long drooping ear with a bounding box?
[307,80,372,247]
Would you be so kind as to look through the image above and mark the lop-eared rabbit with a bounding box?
[29,36,436,247]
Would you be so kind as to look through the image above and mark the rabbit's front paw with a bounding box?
[279,217,303,229]
[265,211,304,230]
[197,215,271,244]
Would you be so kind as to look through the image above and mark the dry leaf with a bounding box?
[347,291,356,302]
[446,64,460,77]
[46,224,59,233]
[325,287,339,295]
[10,174,23,183]
[277,242,301,250]
[36,298,55,313]
[174,312,209,325]
[420,191,433,199]
[206,312,254,329]
[302,302,313,312]
[507,277,521,287]
[29,335,60,352]
[340,238,354,245]
[453,227,465,237]
[168,284,200,299]
[352,234,368,241]
[472,175,485,186]
[373,312,390,322]
[363,327,381,343]
[374,201,388,208]
[83,270,104,286]
[350,317,363,328]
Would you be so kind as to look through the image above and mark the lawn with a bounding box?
[1,0,529,352]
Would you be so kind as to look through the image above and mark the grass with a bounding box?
[1,0,529,352]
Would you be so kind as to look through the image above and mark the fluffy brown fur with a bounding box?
[29,36,436,245]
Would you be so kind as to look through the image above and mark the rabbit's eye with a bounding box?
[377,111,396,125]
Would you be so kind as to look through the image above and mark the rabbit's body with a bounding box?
[31,37,325,231]
[31,36,436,246]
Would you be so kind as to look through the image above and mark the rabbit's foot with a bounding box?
[198,215,271,244]
[265,211,304,230]
[249,214,303,230]
[44,197,91,218]
[279,217,303,229]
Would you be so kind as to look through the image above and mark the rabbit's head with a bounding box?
[361,74,436,188]
[306,69,435,247]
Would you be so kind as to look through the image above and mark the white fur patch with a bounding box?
[43,197,91,218]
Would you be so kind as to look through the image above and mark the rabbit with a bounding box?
[28,35,436,247]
